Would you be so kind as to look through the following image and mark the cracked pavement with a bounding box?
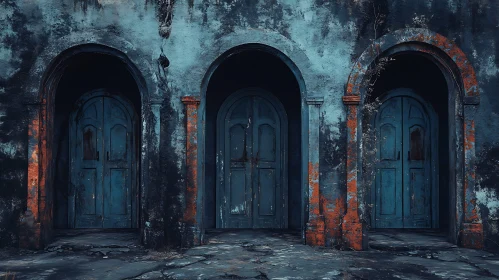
[0,230,498,279]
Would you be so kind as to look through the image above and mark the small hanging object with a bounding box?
[158,54,170,69]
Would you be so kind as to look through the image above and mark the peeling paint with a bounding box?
[0,142,20,158]
[477,188,499,219]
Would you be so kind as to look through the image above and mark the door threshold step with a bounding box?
[46,230,141,253]
[369,231,457,251]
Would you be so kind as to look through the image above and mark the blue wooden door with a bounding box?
[374,97,404,228]
[222,95,253,228]
[402,97,431,228]
[373,91,434,228]
[70,94,134,228]
[216,89,287,228]
[72,97,105,228]
[252,96,283,228]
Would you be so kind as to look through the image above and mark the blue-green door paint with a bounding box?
[373,89,437,229]
[216,88,288,228]
[70,92,135,228]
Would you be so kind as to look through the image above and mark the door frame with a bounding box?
[215,87,289,229]
[69,88,139,228]
[370,88,439,229]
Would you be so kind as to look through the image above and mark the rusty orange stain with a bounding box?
[463,119,479,223]
[343,192,359,224]
[183,101,200,226]
[346,106,357,143]
[346,73,359,95]
[464,120,475,152]
[39,104,53,226]
[343,102,360,249]
[25,103,53,247]
[343,102,362,249]
[306,161,325,246]
[408,32,479,97]
[342,95,361,105]
[321,196,345,241]
[342,221,362,250]
[306,227,325,246]
[346,82,354,95]
[27,117,40,222]
[468,199,480,222]
[461,223,484,249]
[342,30,482,251]
[308,162,320,218]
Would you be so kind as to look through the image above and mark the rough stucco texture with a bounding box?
[0,0,498,250]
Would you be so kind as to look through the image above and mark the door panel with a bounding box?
[374,97,403,228]
[217,91,286,229]
[71,94,134,228]
[257,124,276,162]
[403,97,431,228]
[373,92,434,229]
[74,98,104,228]
[83,125,98,160]
[80,169,98,215]
[253,97,280,228]
[225,97,253,228]
[109,169,128,215]
[379,168,397,215]
[230,125,246,161]
[109,124,128,161]
[379,124,397,160]
[103,97,132,228]
[229,169,248,215]
[258,169,276,216]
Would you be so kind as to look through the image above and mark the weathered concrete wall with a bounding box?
[0,0,498,250]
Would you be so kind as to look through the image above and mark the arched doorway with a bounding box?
[203,46,303,232]
[343,29,483,250]
[22,44,148,249]
[216,88,288,228]
[371,88,439,229]
[69,90,137,228]
[51,52,141,230]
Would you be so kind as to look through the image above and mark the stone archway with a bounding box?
[20,44,150,249]
[343,28,482,250]
[181,42,327,247]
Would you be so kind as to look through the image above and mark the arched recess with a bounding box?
[342,28,482,250]
[181,43,326,246]
[21,44,150,249]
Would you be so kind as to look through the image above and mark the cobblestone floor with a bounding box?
[0,230,498,280]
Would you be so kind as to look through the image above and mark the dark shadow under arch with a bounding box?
[200,43,307,98]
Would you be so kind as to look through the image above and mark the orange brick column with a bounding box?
[20,105,43,249]
[305,97,325,246]
[182,96,202,247]
[342,95,363,250]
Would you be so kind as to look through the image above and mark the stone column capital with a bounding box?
[182,96,201,105]
[342,95,361,106]
[463,96,480,106]
[306,96,324,106]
